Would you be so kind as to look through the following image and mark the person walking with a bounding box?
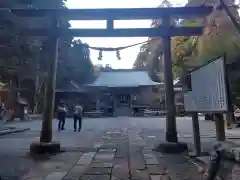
[57,103,67,131]
[73,103,83,132]
[0,99,5,120]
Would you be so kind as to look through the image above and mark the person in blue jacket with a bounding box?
[57,103,67,131]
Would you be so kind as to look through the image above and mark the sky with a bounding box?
[66,0,187,69]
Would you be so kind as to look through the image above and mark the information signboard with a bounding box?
[184,57,229,112]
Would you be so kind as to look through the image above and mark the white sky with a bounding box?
[66,0,187,69]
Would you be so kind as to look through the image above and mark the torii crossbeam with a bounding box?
[4,6,213,37]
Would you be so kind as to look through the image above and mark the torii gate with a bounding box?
[7,6,212,153]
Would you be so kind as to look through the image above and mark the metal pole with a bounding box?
[40,16,59,143]
[192,112,201,156]
[162,16,178,143]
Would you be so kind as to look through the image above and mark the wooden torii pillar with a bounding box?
[8,6,212,153]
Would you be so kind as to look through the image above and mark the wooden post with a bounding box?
[113,94,117,117]
[40,16,59,143]
[33,65,40,114]
[162,16,178,143]
[215,113,225,141]
[192,112,201,156]
[225,112,234,129]
[107,19,114,30]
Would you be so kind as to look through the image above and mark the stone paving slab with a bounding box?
[79,174,110,180]
[85,167,111,175]
[62,165,87,180]
[147,165,165,175]
[144,154,159,165]
[98,148,116,153]
[0,127,30,136]
[150,175,161,180]
[131,169,149,180]
[129,155,145,170]
[91,161,113,168]
[45,171,67,180]
[112,161,130,179]
[77,152,96,165]
[94,153,115,161]
[21,152,82,180]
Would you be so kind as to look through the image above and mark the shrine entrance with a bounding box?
[8,6,213,153]
[115,91,132,117]
[117,94,130,107]
[115,95,131,116]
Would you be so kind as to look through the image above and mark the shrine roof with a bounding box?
[87,69,163,88]
[56,80,88,92]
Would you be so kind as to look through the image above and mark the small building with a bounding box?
[86,69,162,116]
[55,69,183,117]
[56,69,163,116]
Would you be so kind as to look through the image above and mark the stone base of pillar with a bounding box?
[154,142,188,154]
[166,130,178,142]
[30,141,61,154]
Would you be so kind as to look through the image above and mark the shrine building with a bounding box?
[55,69,182,117]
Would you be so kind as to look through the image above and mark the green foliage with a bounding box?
[171,3,240,77]
[57,39,94,87]
[0,0,94,86]
[133,44,148,69]
[133,0,173,70]
[197,31,240,64]
[0,0,94,113]
[171,0,240,100]
[171,18,203,77]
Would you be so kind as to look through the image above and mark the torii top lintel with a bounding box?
[10,6,213,20]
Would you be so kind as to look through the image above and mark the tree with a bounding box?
[132,0,176,104]
[32,1,94,111]
[133,0,179,80]
[0,0,94,113]
[56,39,94,89]
[133,44,149,69]
[197,5,240,64]
[171,0,240,78]
[170,0,240,105]
[171,21,201,77]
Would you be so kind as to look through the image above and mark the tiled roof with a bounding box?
[56,80,87,92]
[87,69,162,88]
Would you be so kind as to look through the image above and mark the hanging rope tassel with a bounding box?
[116,50,121,60]
[98,50,103,60]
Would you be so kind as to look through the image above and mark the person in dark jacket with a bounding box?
[57,103,67,131]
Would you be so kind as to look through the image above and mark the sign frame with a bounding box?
[183,54,231,113]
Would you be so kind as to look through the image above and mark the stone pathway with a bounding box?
[21,129,206,180]
[3,117,240,180]
[62,130,175,180]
